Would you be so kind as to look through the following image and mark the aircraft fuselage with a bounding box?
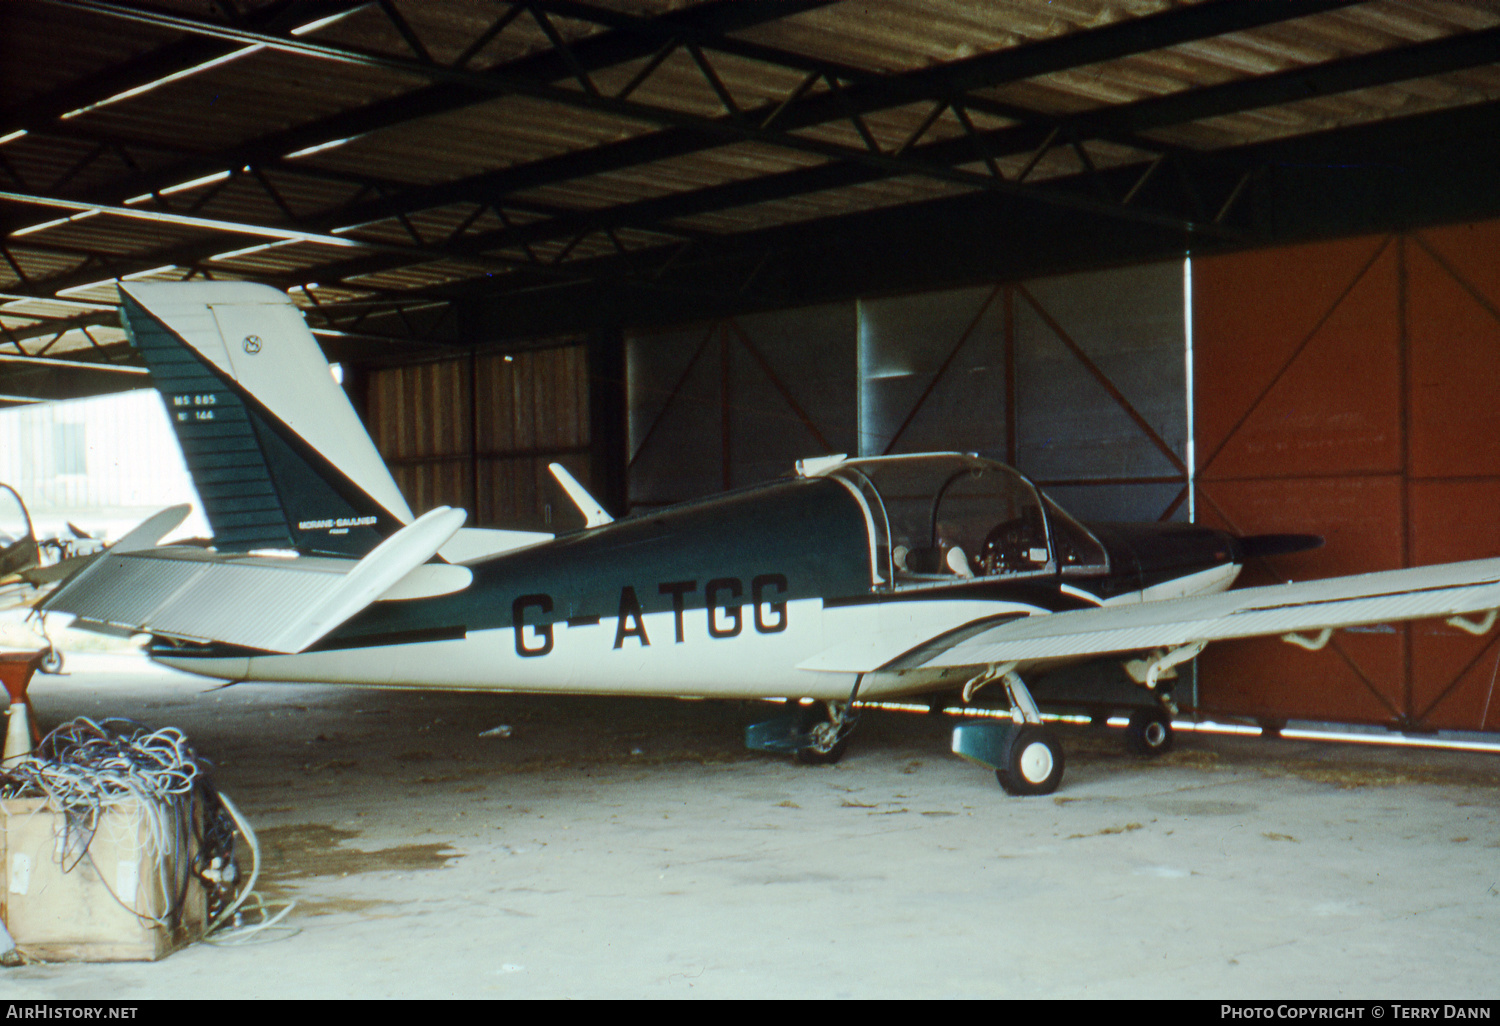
[153,460,1245,702]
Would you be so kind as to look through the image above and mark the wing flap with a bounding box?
[44,506,466,653]
[915,557,1500,669]
[797,614,1025,673]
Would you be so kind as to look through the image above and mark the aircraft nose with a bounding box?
[1235,534,1325,560]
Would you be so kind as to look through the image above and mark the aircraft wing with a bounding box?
[43,506,468,654]
[819,558,1500,674]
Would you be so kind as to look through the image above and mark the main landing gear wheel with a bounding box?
[995,725,1065,796]
[1124,708,1173,758]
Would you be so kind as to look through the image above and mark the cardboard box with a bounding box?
[1,797,204,961]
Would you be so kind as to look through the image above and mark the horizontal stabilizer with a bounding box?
[1,504,192,600]
[438,526,552,564]
[44,506,466,653]
[112,503,191,553]
[379,562,473,602]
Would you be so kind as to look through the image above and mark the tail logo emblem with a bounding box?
[243,335,263,354]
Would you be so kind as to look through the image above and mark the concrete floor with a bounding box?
[5,653,1500,999]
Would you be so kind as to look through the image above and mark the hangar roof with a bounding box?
[3,0,1500,398]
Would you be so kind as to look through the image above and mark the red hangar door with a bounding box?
[1193,220,1500,733]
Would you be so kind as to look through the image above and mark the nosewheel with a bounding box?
[746,701,858,765]
[797,698,861,764]
[795,719,851,765]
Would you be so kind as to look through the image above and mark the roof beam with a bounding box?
[34,0,1350,235]
[0,352,150,404]
[0,1,369,139]
[512,21,1500,244]
[7,0,830,233]
[305,97,1500,344]
[9,0,1351,301]
[10,1,1497,326]
[80,17,1500,300]
[285,0,1359,232]
[5,0,1360,269]
[0,309,121,345]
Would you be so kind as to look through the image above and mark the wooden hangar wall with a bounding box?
[361,345,592,534]
[355,260,1192,535]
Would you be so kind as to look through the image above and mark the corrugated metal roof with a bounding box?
[2,0,1499,383]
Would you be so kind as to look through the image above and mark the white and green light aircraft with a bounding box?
[39,282,1500,794]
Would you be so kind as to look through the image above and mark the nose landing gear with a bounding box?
[745,699,859,766]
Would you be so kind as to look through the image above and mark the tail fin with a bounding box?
[119,281,415,557]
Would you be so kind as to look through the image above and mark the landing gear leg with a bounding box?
[951,665,1067,796]
[1123,646,1192,758]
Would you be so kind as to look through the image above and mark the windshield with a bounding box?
[832,454,1106,586]
[0,483,37,578]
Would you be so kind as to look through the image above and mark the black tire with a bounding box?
[38,648,63,675]
[794,733,850,765]
[1125,708,1173,758]
[793,709,851,765]
[995,725,1065,796]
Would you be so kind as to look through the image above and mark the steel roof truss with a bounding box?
[451,5,527,71]
[12,0,1348,277]
[525,4,601,98]
[8,0,825,237]
[39,0,1352,236]
[0,1,371,139]
[10,0,1500,340]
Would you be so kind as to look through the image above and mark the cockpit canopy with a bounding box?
[0,483,38,579]
[822,454,1108,588]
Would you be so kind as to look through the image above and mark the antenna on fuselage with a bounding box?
[795,454,848,477]
[548,463,613,528]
